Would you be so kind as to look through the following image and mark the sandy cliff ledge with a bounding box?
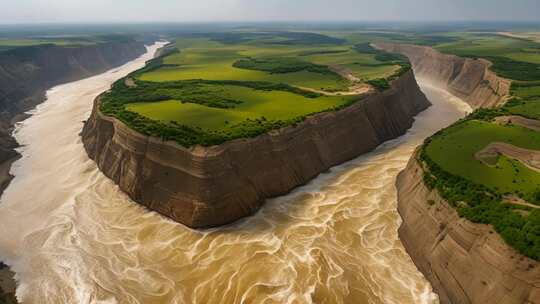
[81,70,430,228]
[376,43,510,109]
[397,154,540,304]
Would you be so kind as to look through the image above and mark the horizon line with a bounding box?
[1,20,540,26]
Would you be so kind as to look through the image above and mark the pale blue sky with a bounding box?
[1,0,539,23]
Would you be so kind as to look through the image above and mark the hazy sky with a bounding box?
[1,0,539,24]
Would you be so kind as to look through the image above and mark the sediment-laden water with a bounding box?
[0,43,470,304]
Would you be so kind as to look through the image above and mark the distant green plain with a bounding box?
[138,37,398,91]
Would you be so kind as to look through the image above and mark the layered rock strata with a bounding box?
[376,43,510,109]
[0,40,147,193]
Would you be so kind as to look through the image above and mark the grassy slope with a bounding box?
[426,120,540,200]
[127,85,352,130]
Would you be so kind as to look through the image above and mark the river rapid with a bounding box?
[0,44,471,304]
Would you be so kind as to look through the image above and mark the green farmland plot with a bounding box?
[426,120,540,199]
[126,85,354,130]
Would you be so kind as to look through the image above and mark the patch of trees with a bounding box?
[186,31,346,46]
[265,31,346,45]
[366,63,412,91]
[101,79,243,110]
[353,32,457,46]
[482,56,540,81]
[298,49,349,56]
[353,43,379,54]
[232,57,338,76]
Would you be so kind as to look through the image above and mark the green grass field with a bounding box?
[100,31,409,147]
[426,120,540,198]
[139,42,348,91]
[511,84,540,100]
[435,33,539,57]
[126,85,353,130]
[507,102,540,119]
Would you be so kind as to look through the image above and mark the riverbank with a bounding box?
[0,45,162,303]
[0,39,148,196]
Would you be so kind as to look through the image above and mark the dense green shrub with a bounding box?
[482,56,540,81]
[298,49,348,56]
[233,57,338,76]
[353,43,379,54]
[366,78,390,91]
[189,31,346,46]
[365,63,411,91]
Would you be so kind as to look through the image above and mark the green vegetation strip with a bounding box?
[100,77,359,147]
[232,57,338,76]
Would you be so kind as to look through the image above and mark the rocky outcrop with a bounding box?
[81,70,431,228]
[396,153,540,304]
[0,40,147,194]
[375,43,510,109]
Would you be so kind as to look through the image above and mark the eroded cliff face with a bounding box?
[81,70,431,228]
[375,43,510,109]
[388,44,539,304]
[397,154,540,304]
[0,40,147,193]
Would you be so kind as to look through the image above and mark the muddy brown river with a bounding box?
[0,43,471,304]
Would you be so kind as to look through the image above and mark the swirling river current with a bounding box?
[0,43,471,304]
